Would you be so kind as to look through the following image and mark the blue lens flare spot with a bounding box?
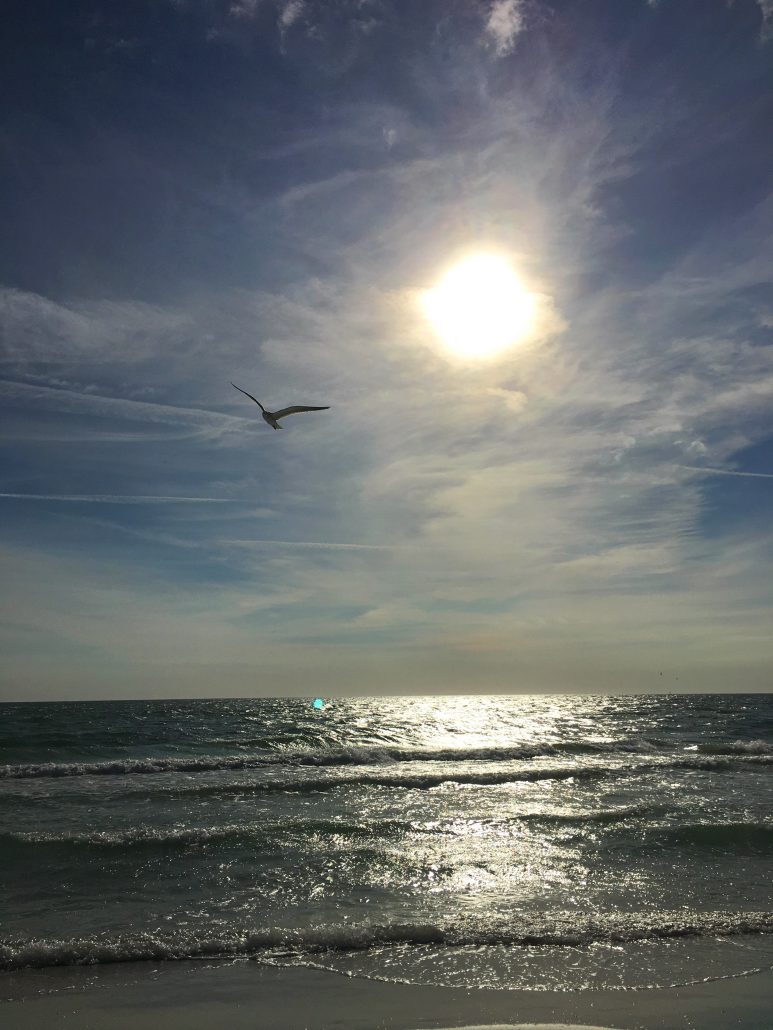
[312,698,326,710]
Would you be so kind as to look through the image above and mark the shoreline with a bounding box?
[3,960,773,1030]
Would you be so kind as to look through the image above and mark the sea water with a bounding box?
[1,695,772,991]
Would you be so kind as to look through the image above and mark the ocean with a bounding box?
[2,694,772,994]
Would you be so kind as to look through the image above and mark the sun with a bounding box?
[421,253,535,361]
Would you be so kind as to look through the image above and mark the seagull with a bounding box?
[231,383,330,430]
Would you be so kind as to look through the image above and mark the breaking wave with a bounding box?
[3,748,771,781]
[3,911,772,971]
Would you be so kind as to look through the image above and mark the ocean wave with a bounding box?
[77,754,773,797]
[0,755,282,779]
[670,755,773,773]
[3,911,772,971]
[0,819,400,849]
[3,744,772,781]
[156,764,622,795]
[688,740,773,756]
[0,744,604,779]
[0,805,665,851]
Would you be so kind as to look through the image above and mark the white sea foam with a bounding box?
[415,1025,625,1030]
[2,750,770,782]
[417,1025,625,1030]
[3,912,772,971]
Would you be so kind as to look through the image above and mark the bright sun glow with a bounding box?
[422,253,535,360]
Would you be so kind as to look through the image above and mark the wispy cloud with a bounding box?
[0,493,233,504]
[484,0,526,56]
[279,0,305,29]
[222,538,398,550]
[678,466,773,480]
[228,0,261,19]
[0,379,253,435]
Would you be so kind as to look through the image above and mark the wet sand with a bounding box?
[2,961,772,1029]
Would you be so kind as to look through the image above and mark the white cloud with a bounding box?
[229,0,262,19]
[487,387,528,412]
[485,0,526,56]
[279,0,305,28]
[0,287,192,367]
[760,0,773,40]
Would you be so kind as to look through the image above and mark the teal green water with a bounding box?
[1,695,772,990]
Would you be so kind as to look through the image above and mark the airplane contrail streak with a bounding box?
[0,493,231,504]
[678,465,773,480]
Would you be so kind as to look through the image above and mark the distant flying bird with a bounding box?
[231,383,330,430]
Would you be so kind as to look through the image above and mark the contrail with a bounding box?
[223,538,395,551]
[0,493,231,504]
[678,465,773,480]
[0,379,253,431]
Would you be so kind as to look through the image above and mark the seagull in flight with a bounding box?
[231,383,330,430]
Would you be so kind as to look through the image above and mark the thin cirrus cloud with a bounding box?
[222,539,399,551]
[0,0,772,697]
[0,378,255,440]
[485,0,527,56]
[759,0,773,39]
[678,466,773,480]
[0,493,233,504]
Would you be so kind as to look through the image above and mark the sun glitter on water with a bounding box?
[421,252,535,361]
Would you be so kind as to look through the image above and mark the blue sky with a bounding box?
[1,0,772,699]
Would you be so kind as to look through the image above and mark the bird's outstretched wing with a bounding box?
[231,383,263,409]
[273,405,330,420]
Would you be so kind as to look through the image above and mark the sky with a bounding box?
[1,0,772,700]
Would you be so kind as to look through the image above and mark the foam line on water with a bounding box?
[2,752,771,782]
[414,1025,625,1030]
[3,911,772,970]
[413,1025,625,1030]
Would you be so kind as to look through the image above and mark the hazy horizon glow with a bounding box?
[1,0,772,700]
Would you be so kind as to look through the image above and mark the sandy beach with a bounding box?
[3,961,772,1030]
